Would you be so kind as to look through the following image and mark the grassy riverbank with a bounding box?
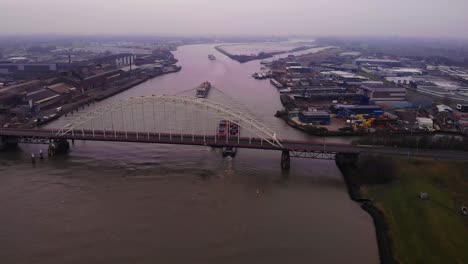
[352,157,468,263]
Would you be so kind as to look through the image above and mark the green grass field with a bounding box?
[362,158,468,263]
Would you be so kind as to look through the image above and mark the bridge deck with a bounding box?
[1,128,468,160]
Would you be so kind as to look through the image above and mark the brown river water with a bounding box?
[0,44,378,264]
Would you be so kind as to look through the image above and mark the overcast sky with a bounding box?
[1,0,467,38]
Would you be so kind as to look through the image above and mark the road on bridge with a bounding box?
[1,128,468,161]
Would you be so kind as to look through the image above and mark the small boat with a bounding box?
[208,54,216,60]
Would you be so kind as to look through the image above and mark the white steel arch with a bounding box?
[56,94,283,148]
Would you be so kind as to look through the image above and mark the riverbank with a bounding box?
[215,45,315,63]
[276,110,467,139]
[336,154,468,263]
[23,66,182,128]
[1,43,380,264]
[94,66,182,101]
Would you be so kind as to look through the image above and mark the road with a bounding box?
[2,128,467,160]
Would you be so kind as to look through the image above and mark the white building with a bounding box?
[321,71,368,85]
[416,117,433,130]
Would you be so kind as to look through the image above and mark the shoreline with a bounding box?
[276,111,466,138]
[29,66,182,128]
[335,154,395,264]
[215,45,316,63]
[337,155,468,263]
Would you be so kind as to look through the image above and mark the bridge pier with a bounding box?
[281,150,291,170]
[0,136,18,151]
[48,139,70,156]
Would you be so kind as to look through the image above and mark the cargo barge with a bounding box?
[270,78,283,88]
[217,120,240,157]
[196,81,211,98]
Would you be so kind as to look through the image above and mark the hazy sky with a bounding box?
[1,0,467,38]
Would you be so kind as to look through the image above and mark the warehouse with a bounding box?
[0,63,57,74]
[359,84,407,102]
[287,66,311,73]
[333,105,382,117]
[25,88,62,110]
[298,111,331,125]
[416,117,434,130]
[354,58,401,67]
[321,71,368,85]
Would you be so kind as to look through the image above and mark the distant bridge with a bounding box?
[1,94,467,169]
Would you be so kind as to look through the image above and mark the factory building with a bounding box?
[322,64,359,73]
[384,68,422,77]
[359,84,407,102]
[415,117,434,130]
[46,82,77,95]
[93,53,136,68]
[298,111,331,125]
[286,66,311,74]
[285,62,302,67]
[333,105,383,117]
[385,76,414,85]
[457,104,468,112]
[0,63,57,74]
[354,58,401,67]
[321,71,369,85]
[25,88,62,110]
[415,84,468,102]
[359,83,410,109]
[70,67,122,92]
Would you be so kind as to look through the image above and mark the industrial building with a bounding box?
[321,64,359,73]
[46,82,77,95]
[416,117,433,130]
[385,76,414,85]
[456,104,468,112]
[286,66,311,73]
[333,105,382,117]
[359,83,410,109]
[285,62,302,67]
[321,71,369,85]
[70,67,122,92]
[93,53,136,68]
[362,67,423,78]
[415,83,468,103]
[354,58,401,67]
[0,63,58,74]
[298,111,331,124]
[359,84,407,102]
[25,88,62,110]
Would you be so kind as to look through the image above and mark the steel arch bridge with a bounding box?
[55,94,284,148]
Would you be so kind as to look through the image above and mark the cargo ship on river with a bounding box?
[217,120,240,157]
[217,120,240,138]
[196,81,211,98]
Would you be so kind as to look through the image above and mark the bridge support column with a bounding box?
[48,139,70,156]
[0,136,17,151]
[281,150,290,170]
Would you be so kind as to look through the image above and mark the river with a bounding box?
[0,44,378,264]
